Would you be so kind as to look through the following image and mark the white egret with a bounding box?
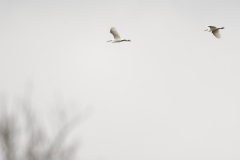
[107,27,131,43]
[204,26,224,38]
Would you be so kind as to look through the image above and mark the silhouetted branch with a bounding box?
[0,98,82,160]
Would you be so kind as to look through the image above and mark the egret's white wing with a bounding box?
[110,27,121,40]
[212,29,221,38]
[208,26,217,30]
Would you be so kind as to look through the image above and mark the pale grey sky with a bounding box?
[1,0,240,159]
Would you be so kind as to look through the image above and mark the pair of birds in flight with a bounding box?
[107,26,224,43]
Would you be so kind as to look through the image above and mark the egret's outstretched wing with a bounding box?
[212,29,221,38]
[110,27,121,40]
[208,26,217,30]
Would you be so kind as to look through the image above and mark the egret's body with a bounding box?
[204,26,224,38]
[107,27,131,43]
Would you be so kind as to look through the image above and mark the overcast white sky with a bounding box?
[1,0,240,159]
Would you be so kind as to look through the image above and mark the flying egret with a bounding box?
[204,26,224,38]
[107,27,131,43]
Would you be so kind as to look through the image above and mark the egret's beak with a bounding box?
[107,40,112,43]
